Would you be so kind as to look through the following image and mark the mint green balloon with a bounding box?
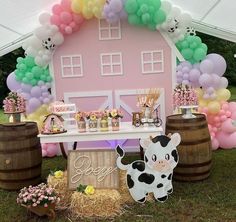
[151,0,161,9]
[180,40,189,49]
[26,72,33,80]
[189,42,198,49]
[24,56,35,67]
[201,43,208,51]
[193,48,206,61]
[46,76,52,82]
[125,0,138,14]
[16,57,24,63]
[142,13,151,24]
[30,79,38,86]
[194,36,202,45]
[186,35,195,43]
[128,14,141,25]
[181,48,194,60]
[154,9,166,25]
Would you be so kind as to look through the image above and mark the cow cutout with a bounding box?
[116,133,181,203]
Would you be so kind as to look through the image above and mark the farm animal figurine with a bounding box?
[116,133,181,203]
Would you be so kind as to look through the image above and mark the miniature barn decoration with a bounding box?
[67,150,119,190]
[41,113,67,134]
[51,18,180,149]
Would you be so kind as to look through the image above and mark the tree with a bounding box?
[0,48,24,106]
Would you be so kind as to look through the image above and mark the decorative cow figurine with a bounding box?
[116,133,181,203]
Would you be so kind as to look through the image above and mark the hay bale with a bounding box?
[47,171,73,209]
[70,189,121,218]
[118,170,134,204]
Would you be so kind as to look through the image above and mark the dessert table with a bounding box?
[38,122,163,159]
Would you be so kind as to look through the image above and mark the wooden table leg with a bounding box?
[139,139,144,160]
[59,143,67,159]
[73,142,77,150]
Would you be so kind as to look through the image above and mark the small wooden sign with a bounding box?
[67,149,119,190]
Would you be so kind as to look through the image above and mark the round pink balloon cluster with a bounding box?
[50,0,84,35]
[103,0,127,24]
[42,143,59,157]
[201,102,236,150]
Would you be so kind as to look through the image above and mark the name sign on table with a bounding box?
[67,150,119,190]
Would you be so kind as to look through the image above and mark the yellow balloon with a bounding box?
[207,101,220,114]
[198,99,208,108]
[93,7,102,19]
[71,0,83,13]
[195,88,203,99]
[216,89,231,101]
[83,8,94,19]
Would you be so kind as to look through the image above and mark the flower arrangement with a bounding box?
[17,183,60,208]
[100,109,109,119]
[77,184,95,195]
[85,111,100,121]
[108,109,123,119]
[3,92,26,113]
[53,170,64,179]
[137,88,160,109]
[173,84,198,108]
[75,111,86,121]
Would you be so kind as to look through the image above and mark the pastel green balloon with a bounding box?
[193,48,206,61]
[142,13,151,24]
[24,57,35,67]
[181,48,194,60]
[154,9,166,24]
[201,43,208,51]
[26,72,33,79]
[125,0,138,14]
[128,14,141,25]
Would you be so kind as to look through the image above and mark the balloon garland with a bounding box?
[6,0,236,153]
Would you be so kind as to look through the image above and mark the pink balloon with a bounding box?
[61,0,72,11]
[52,4,63,15]
[211,138,219,150]
[46,143,58,157]
[51,15,61,26]
[60,12,72,24]
[65,26,73,34]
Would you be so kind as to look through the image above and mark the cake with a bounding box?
[3,92,26,113]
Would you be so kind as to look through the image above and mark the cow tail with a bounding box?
[116,145,129,171]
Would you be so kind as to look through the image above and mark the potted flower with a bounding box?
[17,183,60,219]
[109,109,123,131]
[86,111,100,132]
[100,110,109,132]
[75,111,87,133]
[3,92,26,123]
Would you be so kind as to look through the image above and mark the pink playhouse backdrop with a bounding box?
[51,19,176,149]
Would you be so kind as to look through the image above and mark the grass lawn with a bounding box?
[0,150,236,222]
[228,85,236,101]
[0,87,235,222]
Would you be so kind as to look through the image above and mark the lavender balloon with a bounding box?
[103,0,127,24]
[6,72,21,91]
[206,53,227,77]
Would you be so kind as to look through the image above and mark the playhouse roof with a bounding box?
[43,113,64,122]
[0,0,235,57]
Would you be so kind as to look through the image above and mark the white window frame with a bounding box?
[141,50,164,74]
[98,19,121,40]
[61,55,83,78]
[100,52,123,76]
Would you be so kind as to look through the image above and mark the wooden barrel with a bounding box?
[0,122,42,190]
[165,114,212,181]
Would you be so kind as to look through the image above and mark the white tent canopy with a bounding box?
[0,0,236,56]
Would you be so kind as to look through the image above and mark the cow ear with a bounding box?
[170,133,181,146]
[140,137,152,150]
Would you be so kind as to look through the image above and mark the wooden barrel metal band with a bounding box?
[0,144,41,154]
[177,160,212,168]
[0,174,41,183]
[167,116,205,123]
[174,169,210,177]
[0,133,39,141]
[166,124,208,131]
[180,137,211,145]
[0,163,41,173]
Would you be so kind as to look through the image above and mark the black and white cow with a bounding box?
[116,133,181,203]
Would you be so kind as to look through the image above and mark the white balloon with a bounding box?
[38,13,51,25]
[161,1,172,14]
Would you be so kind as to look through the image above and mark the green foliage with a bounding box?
[198,32,236,86]
[0,48,24,107]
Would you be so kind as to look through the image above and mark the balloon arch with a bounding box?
[6,0,236,154]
